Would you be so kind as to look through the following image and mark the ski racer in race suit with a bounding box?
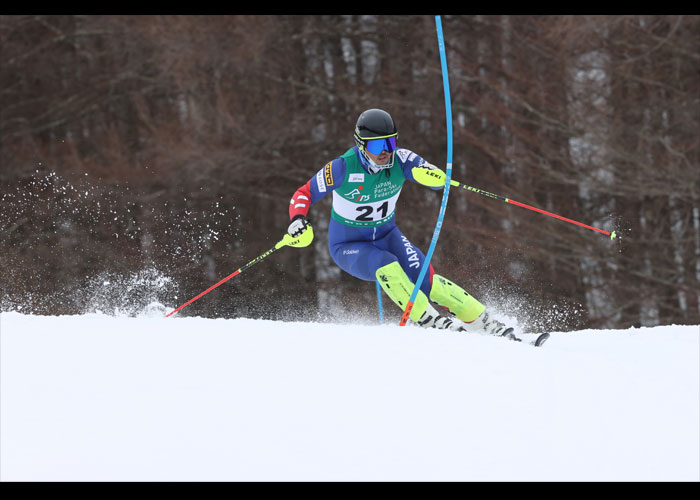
[287,108,515,336]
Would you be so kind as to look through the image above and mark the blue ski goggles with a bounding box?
[364,135,398,155]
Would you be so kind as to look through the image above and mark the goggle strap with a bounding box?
[355,132,398,141]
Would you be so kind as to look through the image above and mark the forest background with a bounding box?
[1,15,698,331]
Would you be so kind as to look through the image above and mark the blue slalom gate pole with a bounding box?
[376,281,385,324]
[399,15,453,326]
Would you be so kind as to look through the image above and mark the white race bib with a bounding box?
[332,189,402,226]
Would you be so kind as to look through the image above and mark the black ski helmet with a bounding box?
[354,108,397,144]
[354,109,398,169]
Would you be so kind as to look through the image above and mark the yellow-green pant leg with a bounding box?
[375,262,429,323]
[429,274,485,323]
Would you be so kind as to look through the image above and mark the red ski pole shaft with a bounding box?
[165,243,282,318]
[165,228,314,318]
[449,180,617,239]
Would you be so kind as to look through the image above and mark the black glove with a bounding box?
[288,215,311,238]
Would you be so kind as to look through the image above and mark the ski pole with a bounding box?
[449,180,617,239]
[165,228,314,317]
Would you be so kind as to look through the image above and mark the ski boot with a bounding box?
[464,311,521,341]
[416,303,467,332]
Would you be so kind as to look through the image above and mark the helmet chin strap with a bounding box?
[360,149,393,173]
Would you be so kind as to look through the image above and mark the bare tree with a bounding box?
[1,15,697,329]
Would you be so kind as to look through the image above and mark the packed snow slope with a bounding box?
[1,311,698,481]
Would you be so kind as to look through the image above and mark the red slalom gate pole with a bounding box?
[449,180,617,240]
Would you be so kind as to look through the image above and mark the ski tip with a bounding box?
[534,332,550,347]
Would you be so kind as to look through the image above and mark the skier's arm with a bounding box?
[288,158,347,220]
[287,159,346,243]
[289,182,313,221]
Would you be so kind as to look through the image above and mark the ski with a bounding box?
[502,331,550,347]
[532,332,550,347]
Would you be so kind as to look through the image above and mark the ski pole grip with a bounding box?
[278,226,315,249]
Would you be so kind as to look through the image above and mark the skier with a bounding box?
[287,108,517,338]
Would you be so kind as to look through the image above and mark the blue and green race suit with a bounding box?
[289,146,441,295]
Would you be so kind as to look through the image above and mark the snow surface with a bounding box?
[1,310,698,481]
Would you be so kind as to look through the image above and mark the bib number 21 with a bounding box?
[356,201,389,221]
